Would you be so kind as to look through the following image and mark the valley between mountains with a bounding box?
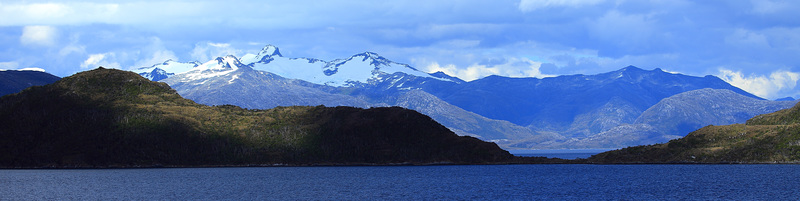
[136,45,796,150]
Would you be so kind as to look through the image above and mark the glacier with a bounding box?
[135,45,452,86]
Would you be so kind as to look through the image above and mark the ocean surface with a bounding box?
[510,149,612,159]
[2,165,798,200]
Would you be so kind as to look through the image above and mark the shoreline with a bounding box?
[5,158,800,169]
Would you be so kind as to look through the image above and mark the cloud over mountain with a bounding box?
[1,0,799,99]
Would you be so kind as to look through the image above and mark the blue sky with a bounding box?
[1,0,799,99]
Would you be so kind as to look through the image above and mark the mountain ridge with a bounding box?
[0,68,548,168]
[138,45,788,149]
[539,88,796,149]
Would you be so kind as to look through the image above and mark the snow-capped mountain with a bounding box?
[166,65,376,109]
[239,44,283,63]
[243,45,450,87]
[136,45,454,87]
[141,44,795,149]
[160,58,539,144]
[180,55,244,80]
[133,60,200,81]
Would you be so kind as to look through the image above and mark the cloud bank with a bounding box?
[0,0,798,99]
[20,25,57,47]
[718,68,800,100]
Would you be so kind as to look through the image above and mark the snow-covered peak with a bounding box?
[260,45,282,57]
[329,52,387,67]
[207,55,243,71]
[325,51,431,77]
[240,45,282,64]
[133,59,201,81]
[133,60,200,74]
[177,55,246,80]
[147,45,451,86]
[245,47,451,87]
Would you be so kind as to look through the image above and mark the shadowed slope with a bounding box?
[0,68,521,168]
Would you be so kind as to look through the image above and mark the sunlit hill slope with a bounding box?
[589,102,800,163]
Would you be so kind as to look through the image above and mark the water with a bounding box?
[510,149,613,159]
[1,165,799,200]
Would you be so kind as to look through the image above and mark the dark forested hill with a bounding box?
[0,68,543,168]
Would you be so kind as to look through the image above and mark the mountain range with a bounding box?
[0,68,541,168]
[2,68,793,166]
[134,45,796,149]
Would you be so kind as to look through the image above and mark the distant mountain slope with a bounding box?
[634,88,795,136]
[0,70,60,96]
[162,61,548,146]
[165,63,374,109]
[392,90,563,144]
[137,45,785,149]
[428,67,762,137]
[0,68,525,168]
[589,102,800,163]
[133,60,200,81]
[537,88,796,149]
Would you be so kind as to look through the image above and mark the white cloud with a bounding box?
[519,0,605,12]
[434,39,482,48]
[135,50,178,68]
[724,29,770,49]
[0,61,44,72]
[81,53,120,69]
[81,54,106,69]
[0,61,20,70]
[58,44,86,57]
[751,0,791,14]
[424,57,553,81]
[190,42,242,62]
[0,2,119,26]
[20,25,58,47]
[717,68,800,99]
[589,10,657,50]
[131,37,178,68]
[18,67,45,72]
[10,3,72,21]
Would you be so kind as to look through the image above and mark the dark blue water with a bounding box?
[2,165,798,200]
[511,149,612,159]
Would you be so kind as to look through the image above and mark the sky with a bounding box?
[1,0,799,99]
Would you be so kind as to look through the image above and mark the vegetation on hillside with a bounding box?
[0,68,554,168]
[589,102,800,163]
